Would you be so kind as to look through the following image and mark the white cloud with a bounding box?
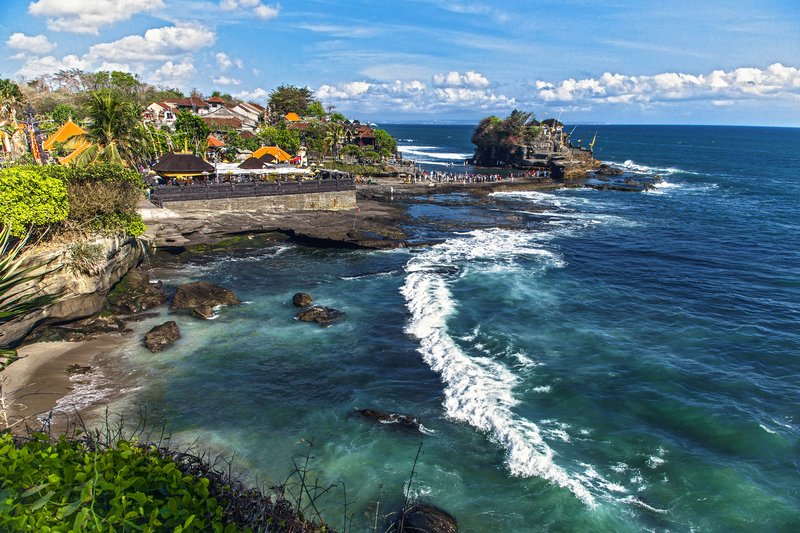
[28,0,165,34]
[317,72,513,114]
[6,32,56,54]
[216,52,233,70]
[17,54,90,78]
[433,70,490,88]
[219,0,280,20]
[87,23,215,63]
[234,87,270,101]
[152,60,196,85]
[215,52,243,71]
[534,64,800,105]
[213,76,241,86]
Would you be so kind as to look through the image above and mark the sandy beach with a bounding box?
[1,334,130,431]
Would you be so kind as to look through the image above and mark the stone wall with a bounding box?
[160,190,356,214]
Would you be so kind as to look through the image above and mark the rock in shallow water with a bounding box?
[292,292,313,307]
[357,408,422,432]
[395,503,458,533]
[170,281,240,319]
[144,321,181,352]
[295,306,344,327]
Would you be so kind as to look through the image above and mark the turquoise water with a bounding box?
[114,125,800,531]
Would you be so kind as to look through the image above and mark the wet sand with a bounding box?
[1,334,129,430]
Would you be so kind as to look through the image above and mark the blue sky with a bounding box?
[1,0,799,125]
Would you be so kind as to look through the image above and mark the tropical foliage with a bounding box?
[471,109,543,165]
[0,164,145,237]
[0,78,24,120]
[0,433,229,532]
[0,166,69,236]
[73,91,146,167]
[173,111,210,156]
[0,225,60,325]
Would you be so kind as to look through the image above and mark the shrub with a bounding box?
[66,240,107,275]
[59,163,147,237]
[0,166,69,236]
[0,433,229,532]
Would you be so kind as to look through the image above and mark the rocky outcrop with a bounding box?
[357,409,423,432]
[25,312,129,343]
[594,164,624,176]
[395,503,458,533]
[105,267,167,315]
[144,321,180,352]
[295,306,344,327]
[0,236,146,348]
[292,292,313,307]
[170,281,240,319]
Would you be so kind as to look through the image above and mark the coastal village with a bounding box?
[0,72,607,532]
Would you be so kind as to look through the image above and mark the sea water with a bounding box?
[102,125,800,531]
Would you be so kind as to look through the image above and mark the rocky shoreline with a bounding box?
[1,164,655,431]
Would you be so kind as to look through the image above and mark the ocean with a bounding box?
[98,124,799,531]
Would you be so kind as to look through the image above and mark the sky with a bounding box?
[1,0,799,126]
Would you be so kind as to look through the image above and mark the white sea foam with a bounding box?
[399,146,472,161]
[401,228,596,506]
[759,423,777,434]
[610,159,698,176]
[620,495,668,514]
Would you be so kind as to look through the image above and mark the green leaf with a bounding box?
[21,483,48,498]
[30,490,55,511]
[56,499,83,520]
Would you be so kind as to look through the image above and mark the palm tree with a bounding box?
[74,90,145,166]
[0,79,24,121]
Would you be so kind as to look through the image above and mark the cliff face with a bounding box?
[0,236,145,348]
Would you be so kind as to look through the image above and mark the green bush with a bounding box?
[0,432,233,532]
[0,167,69,236]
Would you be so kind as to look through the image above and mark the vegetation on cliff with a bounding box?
[0,430,331,532]
[0,163,146,238]
[471,110,545,166]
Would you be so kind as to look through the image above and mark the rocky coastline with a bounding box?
[0,159,659,426]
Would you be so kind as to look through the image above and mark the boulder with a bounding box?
[171,281,240,318]
[595,164,624,176]
[144,321,181,352]
[292,292,313,307]
[395,503,458,533]
[106,267,167,315]
[295,306,344,327]
[357,408,422,432]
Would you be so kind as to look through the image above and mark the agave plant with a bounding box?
[0,225,63,330]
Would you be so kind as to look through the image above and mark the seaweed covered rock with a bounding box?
[292,292,313,307]
[144,321,180,352]
[295,306,344,327]
[396,503,458,533]
[106,267,167,315]
[357,409,423,432]
[171,281,240,319]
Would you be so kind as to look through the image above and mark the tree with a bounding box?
[258,125,300,154]
[373,128,397,156]
[268,85,313,116]
[0,79,24,120]
[50,103,80,125]
[307,100,326,119]
[173,111,210,155]
[73,90,146,166]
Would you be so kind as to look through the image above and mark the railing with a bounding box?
[150,178,355,207]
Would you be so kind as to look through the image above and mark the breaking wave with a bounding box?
[400,229,597,506]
